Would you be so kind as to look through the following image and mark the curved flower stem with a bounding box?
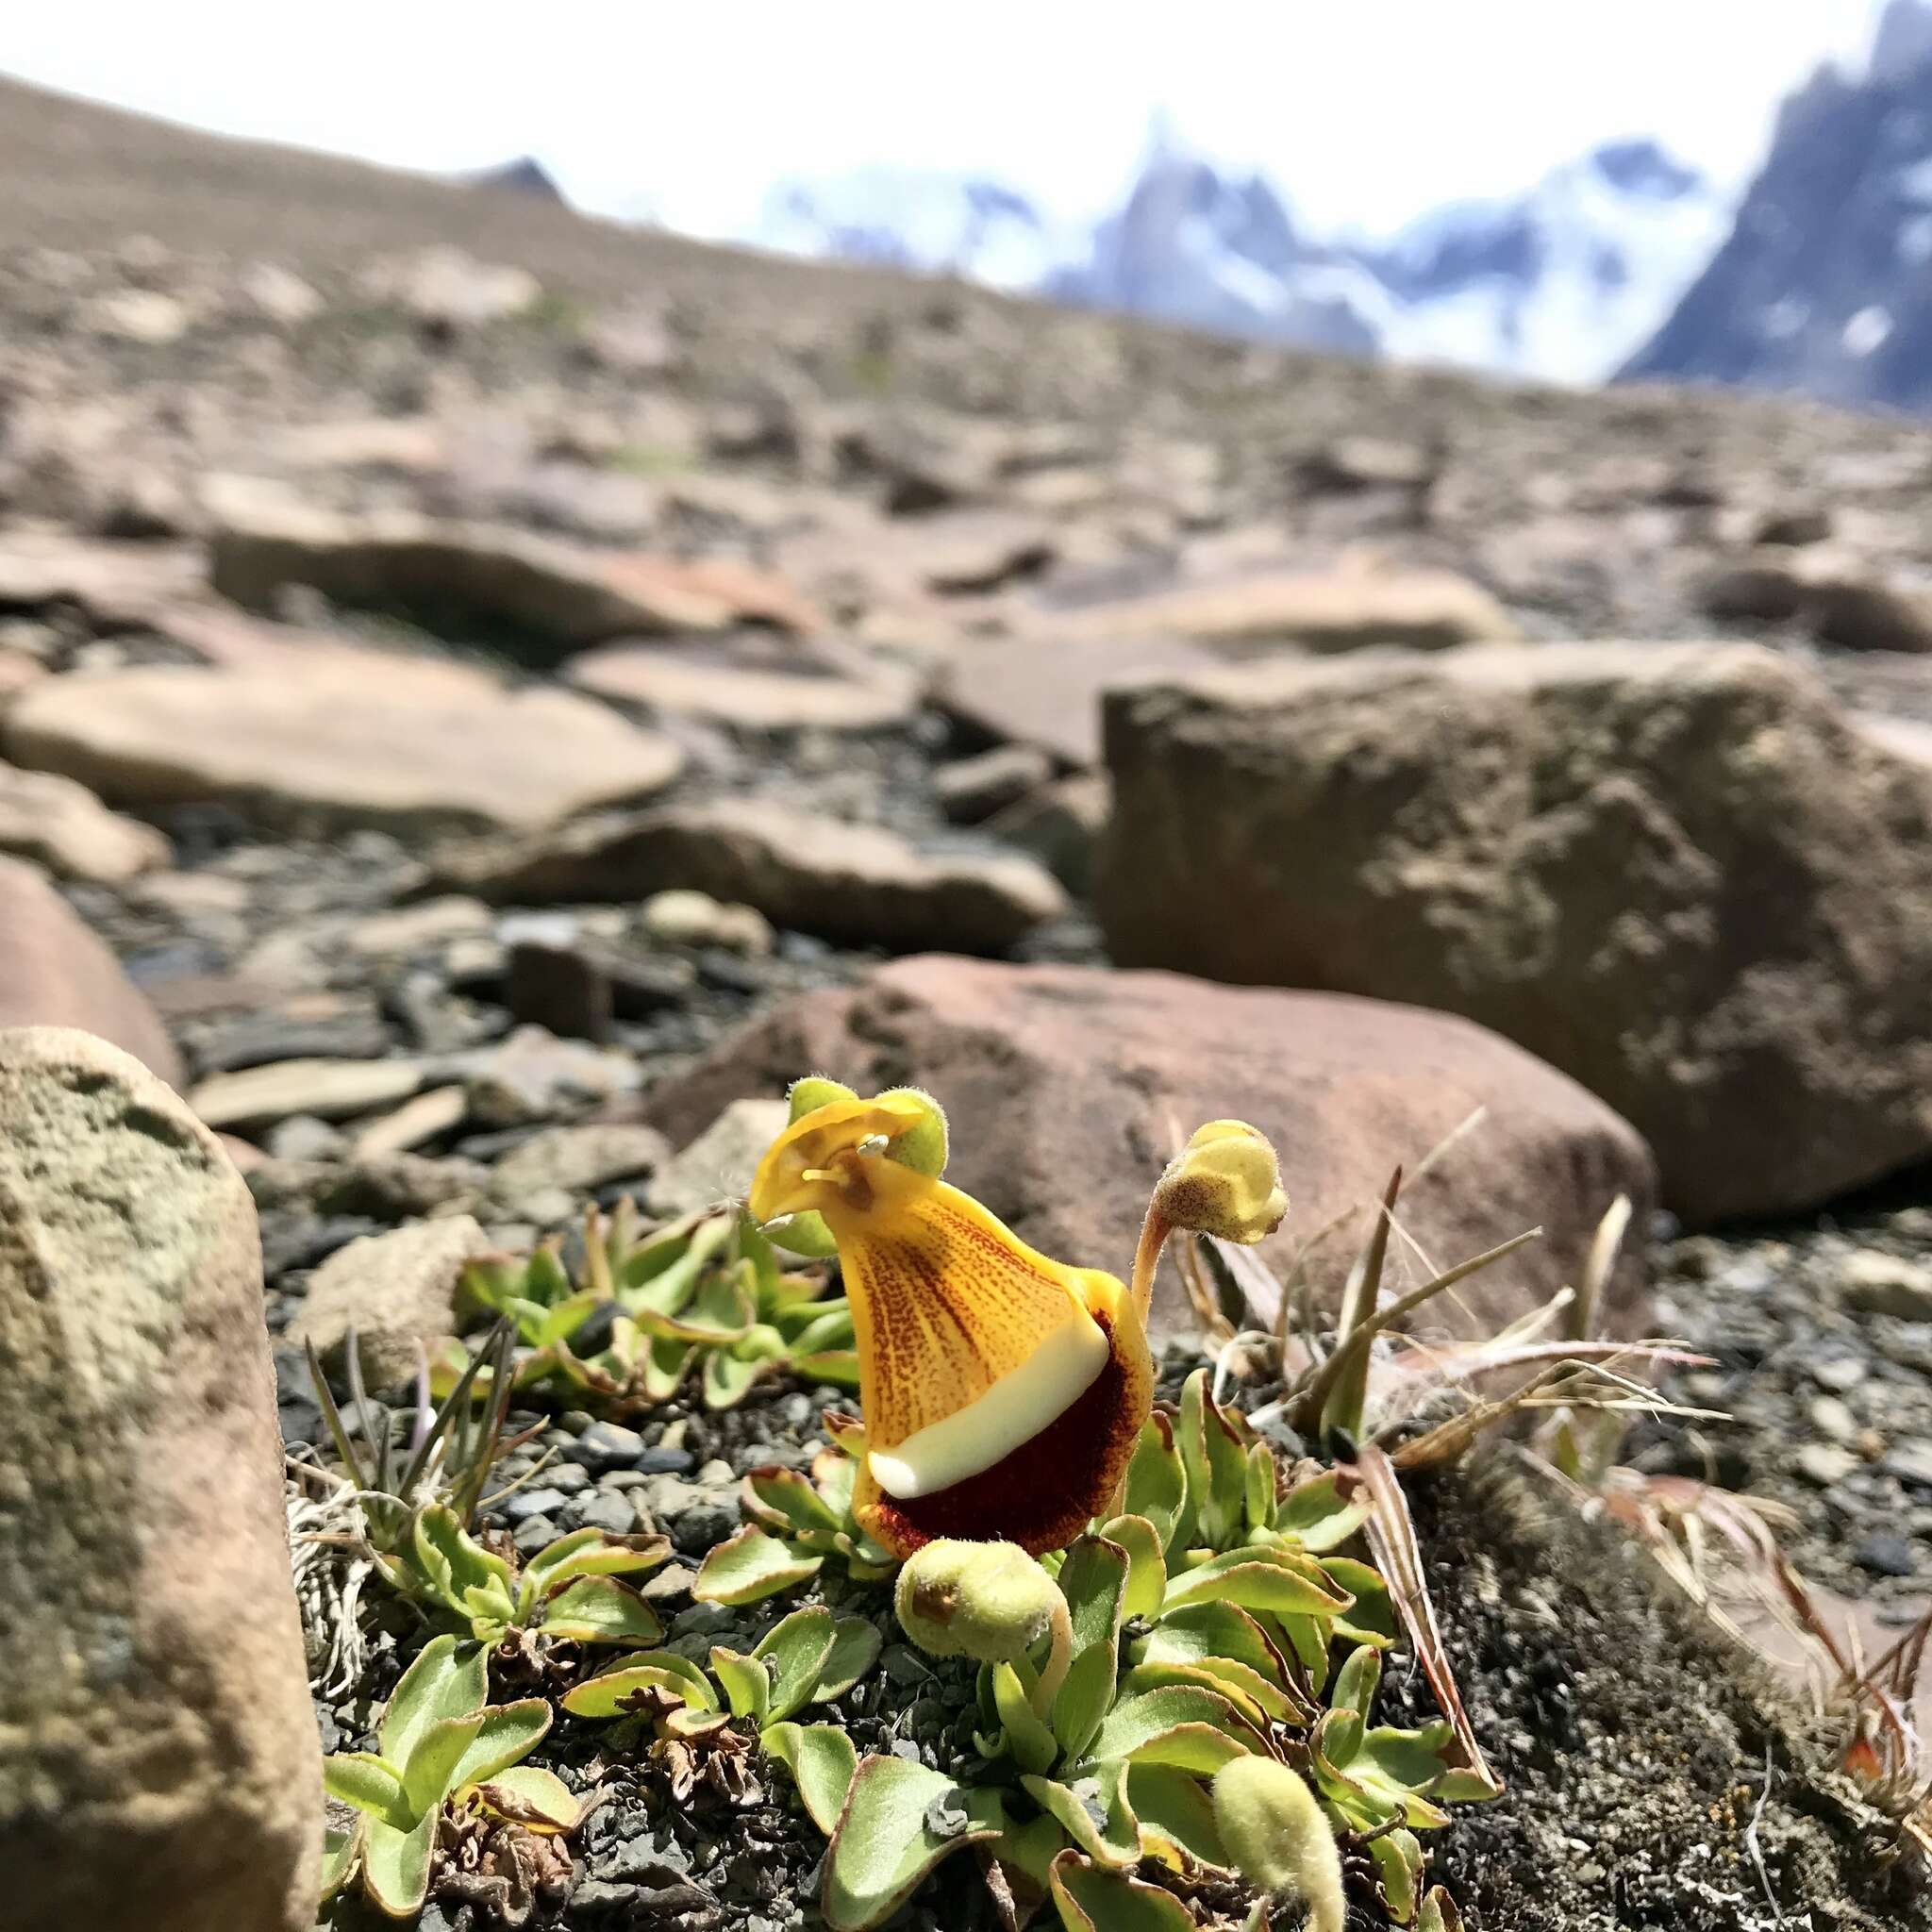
[1128,1207,1172,1330]
[1031,1594,1074,1722]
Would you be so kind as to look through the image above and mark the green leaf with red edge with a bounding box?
[763,1721,858,1836]
[1048,1849,1201,1931]
[1161,1545,1354,1618]
[693,1525,824,1606]
[1023,1765,1140,1870]
[1124,1411,1187,1549]
[822,1756,1008,1931]
[466,1763,581,1833]
[743,1465,844,1549]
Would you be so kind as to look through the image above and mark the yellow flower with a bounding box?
[748,1086,1153,1559]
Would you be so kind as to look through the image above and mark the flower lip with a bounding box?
[866,1311,1109,1499]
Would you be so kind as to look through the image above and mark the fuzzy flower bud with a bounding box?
[1151,1120,1288,1245]
[1212,1757,1345,1932]
[893,1539,1063,1664]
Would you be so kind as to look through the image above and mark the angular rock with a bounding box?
[934,745,1055,825]
[1702,548,1932,653]
[567,635,918,732]
[1840,1249,1932,1322]
[435,801,1066,955]
[351,1085,470,1160]
[1100,641,1932,1224]
[489,1123,672,1212]
[940,634,1221,766]
[640,890,774,956]
[642,957,1655,1341]
[0,856,180,1083]
[901,509,1057,593]
[987,774,1111,895]
[191,1056,425,1130]
[208,500,819,662]
[0,762,170,883]
[1054,564,1519,652]
[0,1026,319,1930]
[454,1025,641,1128]
[0,530,204,628]
[5,648,683,836]
[289,1214,492,1391]
[645,1097,791,1221]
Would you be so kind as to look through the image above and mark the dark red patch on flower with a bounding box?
[858,1312,1150,1557]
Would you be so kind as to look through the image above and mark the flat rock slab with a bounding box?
[0,854,181,1084]
[642,956,1656,1342]
[1050,564,1520,651]
[0,1026,319,1930]
[288,1214,492,1392]
[567,634,921,732]
[940,633,1221,765]
[0,530,205,627]
[5,649,684,836]
[1101,640,1932,1224]
[208,499,820,663]
[0,761,170,883]
[191,1055,426,1129]
[435,800,1067,955]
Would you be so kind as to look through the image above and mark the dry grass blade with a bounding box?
[1347,1444,1503,1798]
[1291,1224,1544,1439]
[1569,1191,1632,1343]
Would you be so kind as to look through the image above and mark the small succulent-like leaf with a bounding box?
[323,1753,410,1827]
[1052,1641,1119,1765]
[448,1697,552,1790]
[794,1346,862,1388]
[1023,1766,1140,1870]
[361,1809,439,1920]
[1047,1849,1201,1931]
[537,1574,665,1646]
[1121,1659,1271,1728]
[400,1710,487,1816]
[692,1525,824,1605]
[822,1755,1007,1931]
[1323,1554,1399,1647]
[993,1660,1060,1775]
[1274,1472,1370,1553]
[1124,1412,1187,1549]
[1161,1546,1354,1619]
[762,1720,859,1836]
[411,1506,516,1624]
[754,1606,840,1722]
[377,1633,489,1768]
[560,1650,718,1721]
[1081,1685,1257,1770]
[710,1646,773,1724]
[524,1527,672,1596]
[1243,1441,1276,1537]
[466,1763,582,1834]
[706,1338,780,1409]
[1274,1611,1335,1690]
[781,1305,858,1357]
[1058,1536,1129,1659]
[1097,1514,1168,1620]
[815,1616,884,1702]
[1127,1763,1230,1873]
[1135,1611,1315,1727]
[319,1816,363,1901]
[1369,1826,1424,1923]
[821,1408,868,1457]
[744,1465,844,1549]
[1418,1885,1467,1932]
[1177,1371,1250,1551]
[770,1208,840,1258]
[537,1288,608,1348]
[1330,1642,1381,1720]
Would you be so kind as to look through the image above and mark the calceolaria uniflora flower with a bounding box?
[750,1079,1156,1557]
[749,1080,1290,1560]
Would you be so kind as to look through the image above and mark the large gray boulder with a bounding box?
[1100,641,1932,1224]
[0,1027,320,1930]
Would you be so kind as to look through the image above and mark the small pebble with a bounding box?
[513,1513,559,1557]
[1795,1442,1857,1488]
[501,1484,573,1523]
[577,1490,640,1535]
[1808,1396,1858,1443]
[567,1420,649,1473]
[1855,1533,1917,1578]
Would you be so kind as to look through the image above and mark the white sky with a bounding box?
[0,2,1891,240]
